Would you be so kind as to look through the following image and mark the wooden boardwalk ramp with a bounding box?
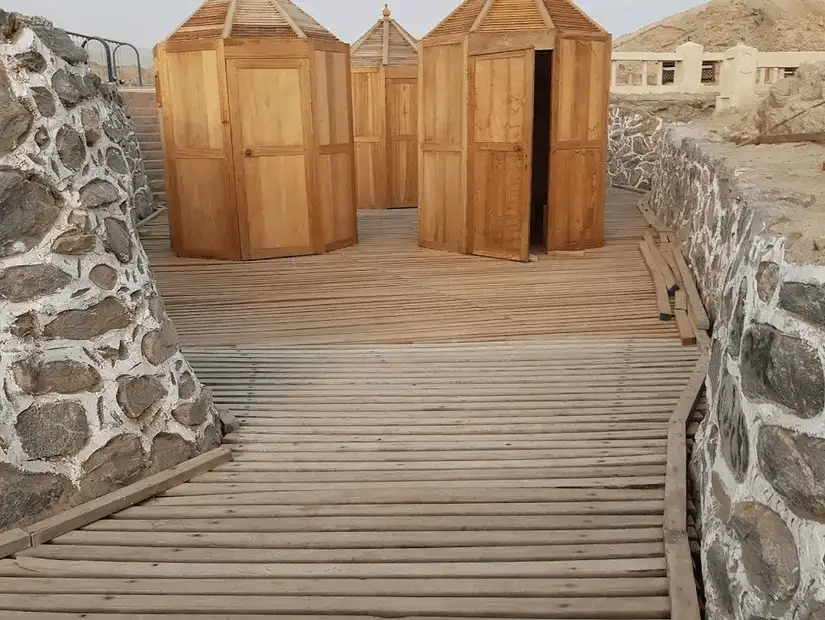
[0,190,702,618]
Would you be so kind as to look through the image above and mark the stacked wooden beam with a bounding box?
[637,195,711,349]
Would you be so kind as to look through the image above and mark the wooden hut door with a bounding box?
[226,58,316,260]
[467,49,534,262]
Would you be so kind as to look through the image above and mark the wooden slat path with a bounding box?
[139,189,678,346]
[0,189,701,617]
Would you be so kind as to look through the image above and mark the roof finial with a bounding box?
[382,4,391,18]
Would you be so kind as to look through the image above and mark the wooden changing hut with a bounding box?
[154,0,357,260]
[350,6,419,209]
[418,0,611,261]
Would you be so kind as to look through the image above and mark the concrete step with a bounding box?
[147,173,166,185]
[149,178,165,191]
[141,140,163,152]
[143,159,165,171]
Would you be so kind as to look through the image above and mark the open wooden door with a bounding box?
[226,58,317,260]
[547,35,610,251]
[467,49,534,262]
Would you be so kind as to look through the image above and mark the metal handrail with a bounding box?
[67,31,145,86]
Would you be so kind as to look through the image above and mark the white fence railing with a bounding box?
[611,42,825,108]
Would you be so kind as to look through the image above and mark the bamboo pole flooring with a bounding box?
[0,190,702,617]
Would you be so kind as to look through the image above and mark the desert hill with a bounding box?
[614,0,825,51]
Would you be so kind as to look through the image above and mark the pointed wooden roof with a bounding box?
[351,6,418,68]
[166,0,340,42]
[425,0,605,39]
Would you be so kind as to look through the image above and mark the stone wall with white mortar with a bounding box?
[650,124,825,620]
[0,12,221,530]
[607,104,665,191]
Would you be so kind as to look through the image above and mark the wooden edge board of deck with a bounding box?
[636,195,673,235]
[611,183,647,194]
[665,352,709,620]
[22,447,232,548]
[643,232,678,295]
[0,531,29,561]
[668,246,711,330]
[638,241,674,320]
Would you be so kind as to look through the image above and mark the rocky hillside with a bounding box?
[614,0,825,51]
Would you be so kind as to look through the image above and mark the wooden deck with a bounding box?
[0,189,701,618]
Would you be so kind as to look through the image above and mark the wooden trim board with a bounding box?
[665,353,709,620]
[23,447,231,547]
[0,530,29,560]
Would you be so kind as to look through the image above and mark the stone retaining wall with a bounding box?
[0,12,222,530]
[649,124,825,620]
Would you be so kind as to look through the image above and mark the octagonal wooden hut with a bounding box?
[418,0,611,261]
[350,6,419,209]
[155,0,357,261]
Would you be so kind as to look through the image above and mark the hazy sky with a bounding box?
[5,0,706,48]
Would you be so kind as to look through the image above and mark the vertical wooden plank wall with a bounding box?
[158,43,240,260]
[547,35,611,251]
[312,44,358,250]
[418,40,468,253]
[352,68,387,208]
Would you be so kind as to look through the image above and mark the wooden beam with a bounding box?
[674,292,696,346]
[644,231,678,295]
[222,0,239,38]
[738,100,825,146]
[534,0,555,30]
[0,529,29,560]
[470,0,494,32]
[272,0,306,38]
[382,18,390,66]
[24,447,232,547]
[639,241,674,320]
[665,353,709,620]
[669,247,711,330]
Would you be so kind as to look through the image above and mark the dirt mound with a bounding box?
[709,61,825,141]
[614,0,825,52]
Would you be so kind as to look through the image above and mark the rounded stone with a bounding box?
[741,324,825,419]
[0,69,32,156]
[15,400,90,459]
[728,501,800,601]
[89,264,118,290]
[79,178,121,209]
[0,170,60,258]
[178,371,196,400]
[116,375,168,419]
[142,319,179,366]
[0,464,74,530]
[779,282,825,331]
[103,118,126,143]
[705,538,736,619]
[51,68,93,107]
[106,147,128,174]
[51,230,96,255]
[13,358,101,395]
[103,217,132,263]
[147,432,197,475]
[173,387,212,427]
[756,262,780,302]
[717,371,750,482]
[80,434,146,500]
[727,281,747,359]
[43,297,132,340]
[34,126,49,147]
[56,125,86,171]
[0,263,72,303]
[81,108,102,145]
[31,86,56,117]
[758,426,825,523]
[13,51,47,73]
